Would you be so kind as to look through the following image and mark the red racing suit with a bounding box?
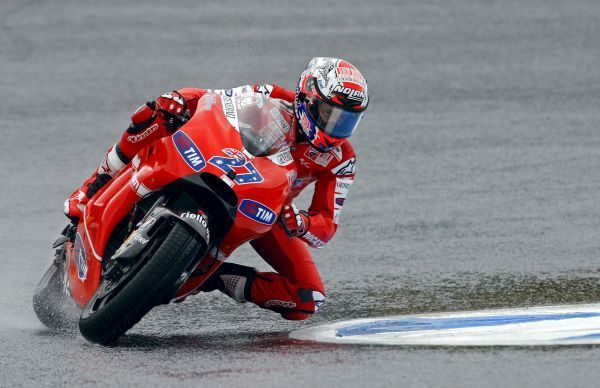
[115,84,357,320]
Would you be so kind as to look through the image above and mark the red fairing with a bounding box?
[117,83,355,249]
[174,84,355,248]
[67,92,295,307]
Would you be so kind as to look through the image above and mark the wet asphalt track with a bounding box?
[2,0,600,386]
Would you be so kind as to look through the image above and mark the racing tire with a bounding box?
[78,221,202,345]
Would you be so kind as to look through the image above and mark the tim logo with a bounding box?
[239,199,276,225]
[172,131,206,172]
[73,233,88,280]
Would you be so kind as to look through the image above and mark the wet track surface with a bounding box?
[2,0,600,386]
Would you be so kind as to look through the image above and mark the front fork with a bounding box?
[103,192,213,303]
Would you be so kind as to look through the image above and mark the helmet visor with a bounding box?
[306,97,363,139]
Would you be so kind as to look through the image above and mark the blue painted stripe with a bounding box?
[559,332,600,341]
[337,312,600,337]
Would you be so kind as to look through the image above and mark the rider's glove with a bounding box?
[279,203,310,237]
[155,91,189,132]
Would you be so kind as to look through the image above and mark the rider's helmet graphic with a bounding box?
[295,57,369,152]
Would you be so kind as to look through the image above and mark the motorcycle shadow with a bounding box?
[115,331,339,352]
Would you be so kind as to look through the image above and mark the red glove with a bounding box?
[156,91,186,116]
[155,91,188,132]
[279,203,310,237]
[129,91,188,134]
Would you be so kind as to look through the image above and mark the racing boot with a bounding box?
[64,144,129,220]
[199,263,325,320]
[199,262,257,303]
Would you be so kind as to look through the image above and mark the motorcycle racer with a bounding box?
[64,57,369,320]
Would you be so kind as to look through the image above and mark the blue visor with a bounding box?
[307,97,363,139]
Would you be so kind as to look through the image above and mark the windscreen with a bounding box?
[236,94,294,157]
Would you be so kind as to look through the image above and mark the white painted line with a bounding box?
[290,304,600,346]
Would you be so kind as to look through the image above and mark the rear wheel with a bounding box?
[78,221,202,345]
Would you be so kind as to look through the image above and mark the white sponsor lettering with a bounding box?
[269,107,291,132]
[332,85,366,102]
[268,149,294,166]
[264,299,297,309]
[133,233,149,245]
[183,148,204,167]
[256,207,274,224]
[315,152,333,167]
[336,67,366,87]
[333,177,353,224]
[221,95,239,130]
[181,211,210,241]
[303,231,326,248]
[127,123,159,143]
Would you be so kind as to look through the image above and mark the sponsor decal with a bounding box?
[305,148,319,161]
[304,147,333,166]
[336,180,352,191]
[268,149,294,166]
[270,107,291,132]
[302,231,327,248]
[220,95,238,130]
[73,233,88,280]
[222,96,236,119]
[239,199,276,225]
[332,85,366,102]
[336,67,366,87]
[331,157,356,176]
[316,152,333,167]
[256,84,274,95]
[264,299,297,309]
[224,88,233,97]
[127,123,159,143]
[172,131,207,172]
[181,210,210,241]
[133,233,149,245]
[333,177,353,224]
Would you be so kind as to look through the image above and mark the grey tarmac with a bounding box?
[1,0,600,386]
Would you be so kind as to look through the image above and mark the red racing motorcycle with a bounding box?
[33,92,297,345]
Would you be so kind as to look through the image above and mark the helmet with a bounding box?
[295,57,368,152]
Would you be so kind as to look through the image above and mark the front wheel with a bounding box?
[78,221,202,345]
